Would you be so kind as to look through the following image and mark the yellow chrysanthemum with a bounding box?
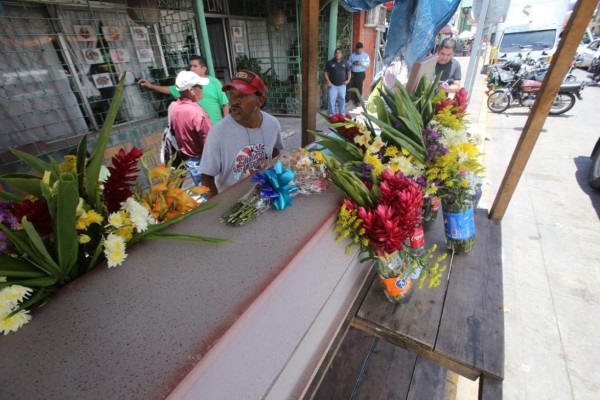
[116,225,134,242]
[364,152,383,175]
[384,145,399,157]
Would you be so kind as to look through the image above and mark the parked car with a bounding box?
[575,38,600,69]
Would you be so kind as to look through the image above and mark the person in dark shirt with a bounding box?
[435,38,462,93]
[324,48,351,116]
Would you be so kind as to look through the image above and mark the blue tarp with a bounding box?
[339,0,462,68]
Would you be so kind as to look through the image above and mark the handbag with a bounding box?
[160,103,182,166]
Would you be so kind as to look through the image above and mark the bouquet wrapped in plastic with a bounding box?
[221,149,329,226]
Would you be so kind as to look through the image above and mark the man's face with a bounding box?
[356,47,363,54]
[189,60,207,77]
[189,85,203,101]
[226,89,265,123]
[437,47,454,65]
[334,50,343,60]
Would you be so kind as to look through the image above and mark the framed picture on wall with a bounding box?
[82,48,103,64]
[131,26,148,41]
[232,26,243,38]
[234,43,244,53]
[102,26,123,41]
[92,73,113,89]
[109,48,131,63]
[73,25,95,41]
[136,48,154,63]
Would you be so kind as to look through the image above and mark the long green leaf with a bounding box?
[0,277,58,289]
[8,148,52,174]
[128,201,221,246]
[0,174,43,198]
[0,224,56,276]
[363,115,426,163]
[312,131,363,162]
[54,173,79,277]
[76,135,88,195]
[0,255,48,278]
[10,287,55,314]
[0,191,23,201]
[86,73,127,210]
[142,232,233,243]
[21,218,62,279]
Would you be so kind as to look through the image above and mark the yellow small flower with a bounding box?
[384,146,399,157]
[78,234,91,244]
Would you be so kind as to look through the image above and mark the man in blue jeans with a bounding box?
[324,48,351,116]
[347,42,370,106]
[170,71,212,186]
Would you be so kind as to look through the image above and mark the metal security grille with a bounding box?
[0,0,201,174]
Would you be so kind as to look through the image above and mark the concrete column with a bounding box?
[328,0,339,59]
[195,0,215,76]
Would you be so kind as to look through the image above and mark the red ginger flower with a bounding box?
[13,198,52,237]
[358,204,408,255]
[103,147,144,213]
[453,88,469,114]
[435,98,454,114]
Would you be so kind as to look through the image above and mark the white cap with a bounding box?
[175,71,209,91]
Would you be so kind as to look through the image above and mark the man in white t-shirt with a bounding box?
[199,70,284,196]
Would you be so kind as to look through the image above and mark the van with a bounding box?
[493,25,560,63]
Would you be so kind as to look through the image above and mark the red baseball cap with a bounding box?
[223,70,267,95]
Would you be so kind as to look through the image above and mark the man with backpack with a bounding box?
[169,71,212,186]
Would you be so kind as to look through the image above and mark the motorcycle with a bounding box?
[487,54,576,92]
[487,70,585,115]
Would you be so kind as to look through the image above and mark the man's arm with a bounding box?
[138,79,173,95]
[201,174,218,197]
[323,70,332,87]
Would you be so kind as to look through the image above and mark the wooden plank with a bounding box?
[407,356,453,400]
[435,210,504,380]
[311,328,388,399]
[354,215,451,351]
[480,217,504,378]
[478,374,503,400]
[490,0,598,220]
[351,312,480,380]
[352,335,417,400]
[301,0,319,147]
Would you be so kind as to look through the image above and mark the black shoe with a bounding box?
[354,102,360,107]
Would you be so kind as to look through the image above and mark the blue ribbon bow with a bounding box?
[251,162,298,210]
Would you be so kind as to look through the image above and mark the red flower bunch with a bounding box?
[453,88,469,114]
[435,98,453,114]
[103,147,144,213]
[13,198,53,237]
[330,113,362,141]
[348,170,423,256]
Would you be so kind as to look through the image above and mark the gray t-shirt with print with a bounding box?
[199,112,284,193]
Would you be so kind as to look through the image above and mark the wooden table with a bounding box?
[350,209,504,399]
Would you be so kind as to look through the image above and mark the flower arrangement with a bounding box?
[222,149,329,226]
[425,88,485,253]
[0,75,227,334]
[323,155,446,300]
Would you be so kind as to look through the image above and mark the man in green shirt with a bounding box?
[138,56,229,124]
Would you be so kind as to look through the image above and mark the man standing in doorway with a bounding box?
[138,55,229,124]
[435,38,462,93]
[324,48,351,116]
[347,42,370,106]
[170,71,212,186]
[200,70,284,197]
